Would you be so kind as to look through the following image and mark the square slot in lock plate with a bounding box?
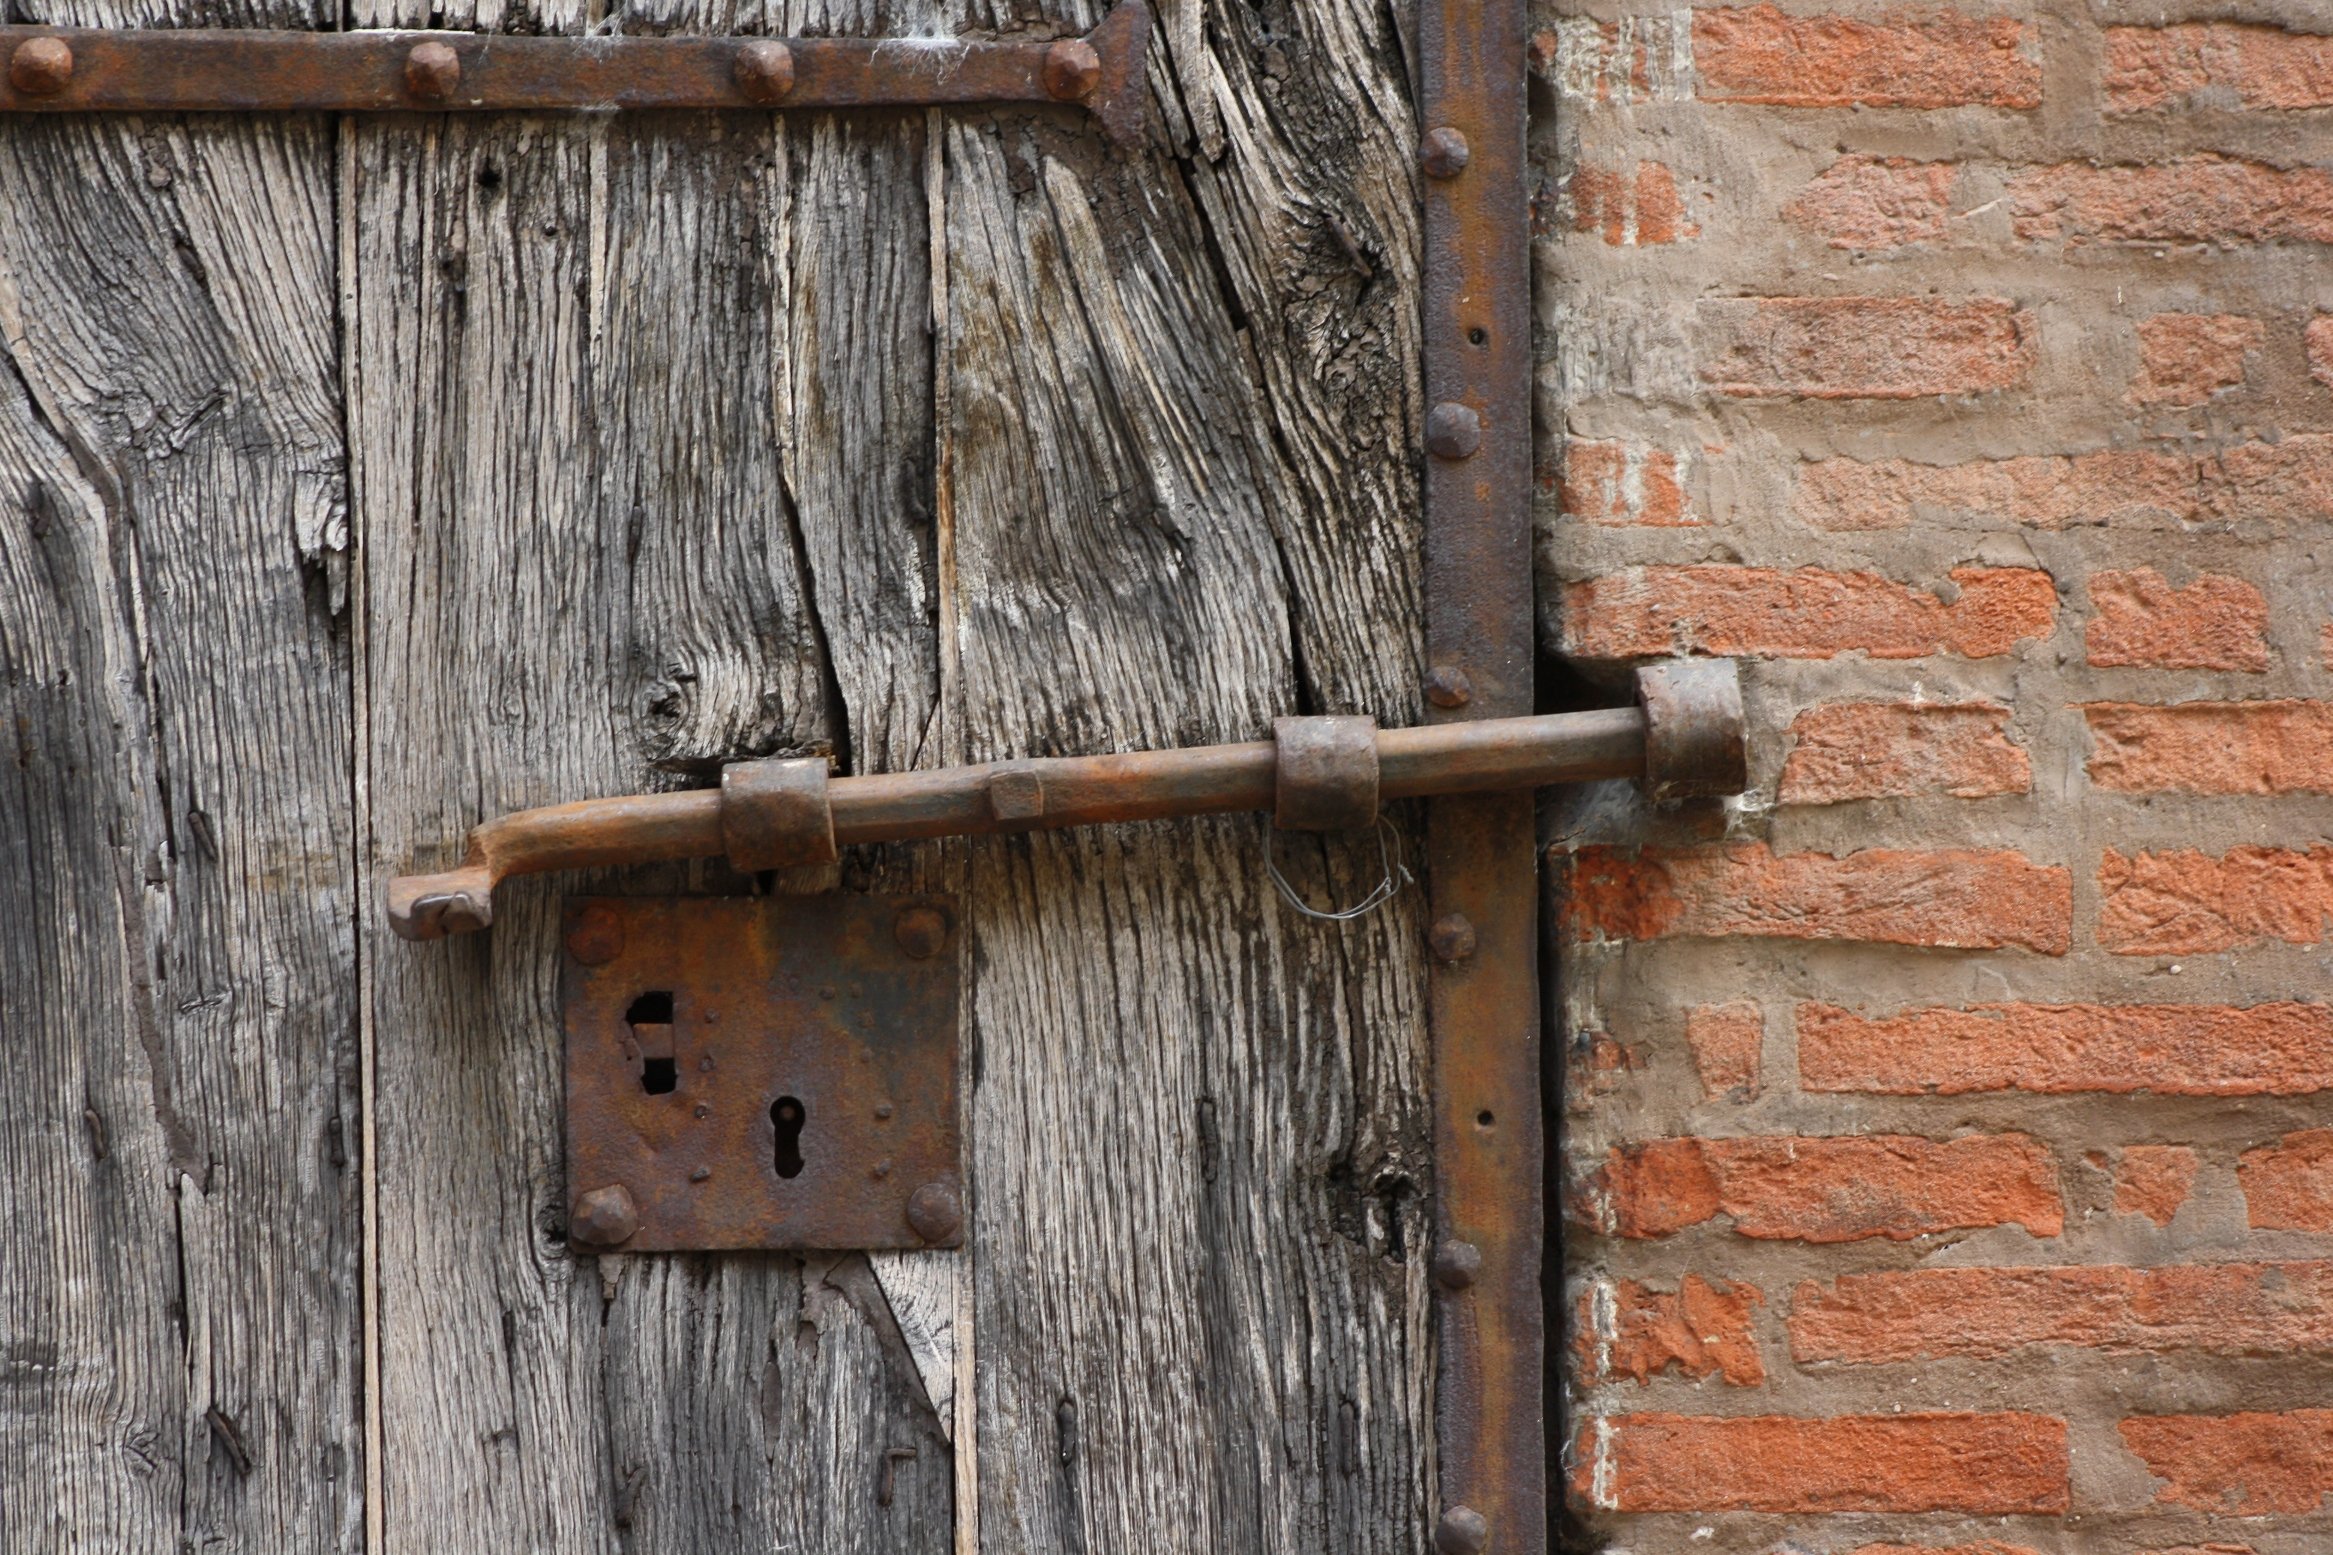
[560,894,962,1252]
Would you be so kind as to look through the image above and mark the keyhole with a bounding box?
[771,1096,807,1179]
[626,991,678,1095]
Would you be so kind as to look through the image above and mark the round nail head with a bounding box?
[10,37,73,97]
[1428,912,1477,965]
[405,41,461,102]
[1423,665,1474,710]
[572,1184,640,1247]
[1043,39,1102,101]
[1430,1238,1482,1291]
[1420,126,1470,179]
[906,1181,964,1243]
[1425,401,1482,461]
[565,903,625,966]
[894,904,951,960]
[734,40,795,103]
[1436,1506,1489,1554]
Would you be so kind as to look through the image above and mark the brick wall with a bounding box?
[1531,4,2333,1551]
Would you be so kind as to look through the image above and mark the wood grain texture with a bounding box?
[934,4,1434,1545]
[354,0,956,1539]
[0,77,358,1555]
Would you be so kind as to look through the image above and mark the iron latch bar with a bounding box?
[0,6,1150,142]
[386,662,1745,940]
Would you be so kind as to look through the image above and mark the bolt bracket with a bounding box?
[561,894,962,1252]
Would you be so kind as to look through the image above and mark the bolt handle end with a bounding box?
[388,866,495,941]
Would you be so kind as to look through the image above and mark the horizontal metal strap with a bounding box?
[0,6,1150,142]
[1273,714,1379,832]
[721,757,838,872]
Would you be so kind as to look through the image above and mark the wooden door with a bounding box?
[0,1,1438,1550]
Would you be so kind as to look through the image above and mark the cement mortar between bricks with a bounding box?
[1536,1,2333,1550]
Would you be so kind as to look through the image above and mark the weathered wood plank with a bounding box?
[355,10,953,1547]
[0,81,358,1555]
[934,14,1433,1546]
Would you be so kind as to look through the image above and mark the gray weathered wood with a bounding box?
[0,64,360,1555]
[352,0,956,1540]
[933,4,1434,1546]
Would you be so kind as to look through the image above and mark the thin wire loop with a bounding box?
[1264,815,1414,923]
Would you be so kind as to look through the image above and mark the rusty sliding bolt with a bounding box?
[0,5,1151,144]
[387,660,1745,941]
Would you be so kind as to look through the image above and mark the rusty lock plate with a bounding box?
[560,894,962,1253]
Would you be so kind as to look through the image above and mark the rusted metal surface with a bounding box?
[1636,659,1748,802]
[388,695,1758,939]
[720,756,839,872]
[0,6,1151,142]
[1271,714,1379,833]
[1416,0,1542,1533]
[561,895,961,1252]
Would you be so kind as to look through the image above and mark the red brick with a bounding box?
[1573,1411,2069,1513]
[2118,1145,2200,1225]
[1559,440,1694,525]
[1686,1002,1762,1099]
[2119,1411,2333,1513]
[1560,565,2056,660]
[1692,5,2040,109]
[2089,701,2333,794]
[2128,314,2261,406]
[2010,156,2333,247]
[1700,296,2032,398]
[1791,1263,2333,1364]
[1532,16,1693,105]
[2310,314,2333,389]
[2106,23,2333,112]
[1579,1274,1765,1385]
[1784,156,1956,250]
[1780,701,2029,802]
[1565,1029,1640,1114]
[1795,438,2333,529]
[1589,1133,2063,1242]
[2239,1130,2333,1231]
[1799,1000,2333,1095]
[1567,161,1695,246]
[2099,847,2333,955]
[1848,1546,2045,1555]
[2086,568,2269,671]
[2207,435,2333,520]
[1564,844,2071,953]
[1795,449,2196,529]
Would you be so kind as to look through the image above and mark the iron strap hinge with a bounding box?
[385,661,1745,941]
[0,8,1151,142]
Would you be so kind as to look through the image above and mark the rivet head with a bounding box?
[905,1181,964,1243]
[1425,401,1482,461]
[1428,912,1477,964]
[894,904,951,960]
[571,1184,639,1247]
[734,40,795,103]
[405,41,461,102]
[564,903,624,966]
[1435,1506,1489,1554]
[1042,38,1102,101]
[1430,1238,1482,1290]
[9,37,73,97]
[1419,126,1470,179]
[1423,665,1474,710]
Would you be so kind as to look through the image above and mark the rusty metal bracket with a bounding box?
[561,894,962,1253]
[0,5,1151,142]
[720,756,839,872]
[1415,0,1543,1537]
[1272,714,1379,832]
